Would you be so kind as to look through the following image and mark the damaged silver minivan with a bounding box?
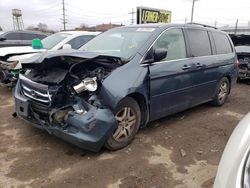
[14,24,238,152]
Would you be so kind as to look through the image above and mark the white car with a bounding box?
[214,113,250,188]
[0,31,100,86]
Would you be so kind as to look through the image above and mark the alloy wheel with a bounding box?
[113,107,136,142]
[218,82,228,102]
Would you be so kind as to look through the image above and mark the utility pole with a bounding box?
[129,8,136,25]
[214,20,217,27]
[190,0,195,23]
[62,0,66,30]
[185,17,187,24]
[234,19,238,34]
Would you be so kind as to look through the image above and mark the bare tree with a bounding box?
[80,23,89,30]
[37,23,48,32]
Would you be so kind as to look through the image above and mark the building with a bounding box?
[75,23,123,32]
[95,23,123,32]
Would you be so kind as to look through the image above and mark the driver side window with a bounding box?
[153,28,186,61]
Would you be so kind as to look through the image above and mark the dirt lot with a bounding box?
[0,83,250,188]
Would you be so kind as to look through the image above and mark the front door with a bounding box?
[149,28,195,121]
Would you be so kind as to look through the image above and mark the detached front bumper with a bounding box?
[14,80,118,152]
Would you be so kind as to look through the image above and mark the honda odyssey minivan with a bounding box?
[14,23,238,152]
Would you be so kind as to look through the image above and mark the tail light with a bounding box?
[235,59,240,69]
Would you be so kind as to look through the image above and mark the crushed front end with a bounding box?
[14,53,121,152]
[238,55,250,79]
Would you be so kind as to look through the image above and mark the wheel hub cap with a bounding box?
[113,107,136,142]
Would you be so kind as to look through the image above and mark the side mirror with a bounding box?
[32,38,43,49]
[154,48,168,62]
[0,36,6,41]
[62,44,72,50]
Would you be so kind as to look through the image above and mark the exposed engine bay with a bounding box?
[18,55,124,126]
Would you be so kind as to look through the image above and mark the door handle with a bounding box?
[196,63,203,68]
[182,64,191,70]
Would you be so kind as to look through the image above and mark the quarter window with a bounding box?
[187,29,212,57]
[153,28,187,61]
[212,32,233,54]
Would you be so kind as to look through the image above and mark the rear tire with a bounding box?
[105,97,141,151]
[211,77,230,106]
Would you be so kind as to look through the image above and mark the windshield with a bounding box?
[235,46,250,53]
[41,33,71,49]
[80,27,155,59]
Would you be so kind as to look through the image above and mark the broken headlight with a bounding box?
[73,77,98,94]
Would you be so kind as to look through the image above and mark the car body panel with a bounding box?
[0,30,47,48]
[214,113,250,188]
[149,58,194,120]
[0,31,100,87]
[229,34,250,79]
[13,24,238,151]
[0,46,46,57]
[14,78,118,152]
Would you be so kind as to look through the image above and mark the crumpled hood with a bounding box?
[0,46,46,57]
[20,49,112,67]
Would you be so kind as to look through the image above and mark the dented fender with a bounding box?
[99,54,149,111]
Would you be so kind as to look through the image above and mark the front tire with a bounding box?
[105,97,141,151]
[211,77,230,106]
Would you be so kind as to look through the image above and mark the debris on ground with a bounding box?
[180,148,187,157]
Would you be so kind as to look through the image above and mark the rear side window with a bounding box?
[20,33,37,40]
[212,32,233,54]
[186,29,212,57]
[5,32,21,40]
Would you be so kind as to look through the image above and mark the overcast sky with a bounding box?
[1,0,250,31]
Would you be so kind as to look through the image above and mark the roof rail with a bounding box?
[186,22,217,29]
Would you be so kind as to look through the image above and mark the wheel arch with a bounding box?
[224,74,232,94]
[126,92,149,127]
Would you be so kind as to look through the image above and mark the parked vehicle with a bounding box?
[214,113,250,188]
[14,23,238,152]
[0,30,47,47]
[230,34,250,80]
[0,31,100,87]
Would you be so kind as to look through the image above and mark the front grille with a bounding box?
[19,74,53,105]
[22,83,52,103]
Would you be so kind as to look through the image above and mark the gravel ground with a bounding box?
[0,83,250,188]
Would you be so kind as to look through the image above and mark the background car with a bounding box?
[214,113,250,188]
[0,30,47,47]
[0,31,100,86]
[230,34,250,80]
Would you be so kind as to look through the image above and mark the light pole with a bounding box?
[190,0,195,23]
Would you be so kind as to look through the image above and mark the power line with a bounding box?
[65,3,128,16]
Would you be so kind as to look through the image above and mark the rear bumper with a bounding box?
[14,80,118,152]
[238,67,250,79]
